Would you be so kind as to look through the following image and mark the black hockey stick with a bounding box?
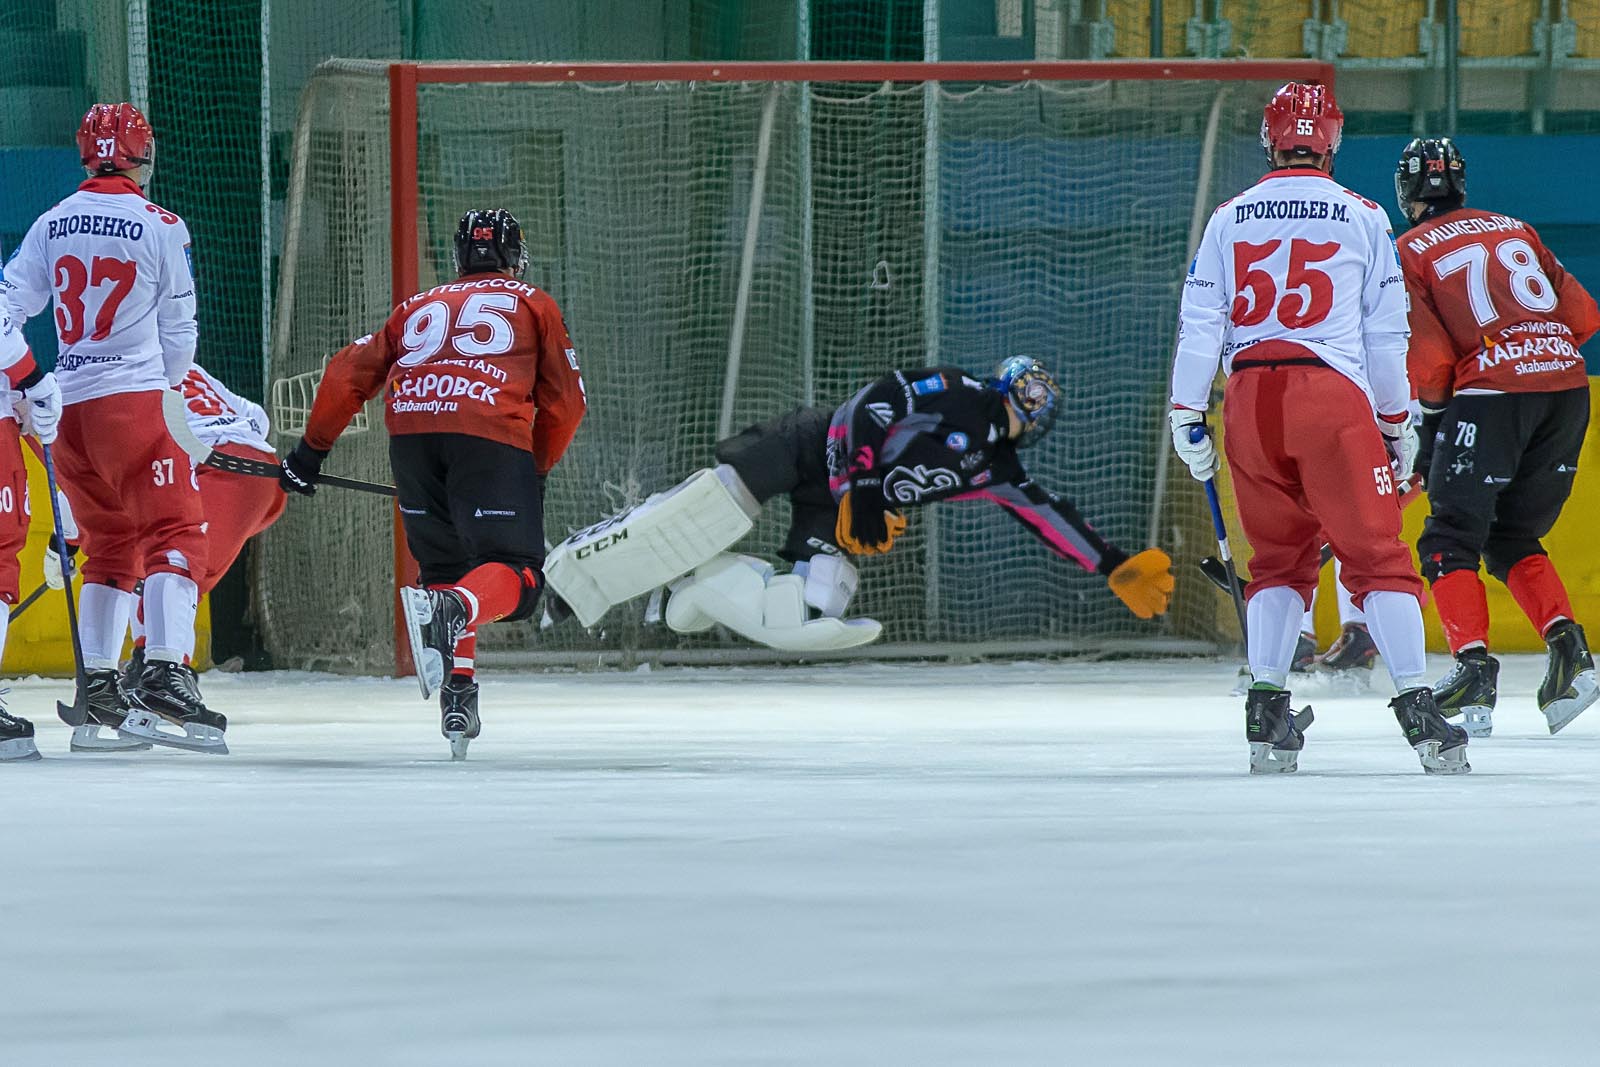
[42,445,91,727]
[160,390,395,497]
[8,580,50,622]
[1191,427,1249,651]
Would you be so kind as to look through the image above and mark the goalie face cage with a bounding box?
[261,59,1334,675]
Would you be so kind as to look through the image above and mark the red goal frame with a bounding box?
[380,59,1335,674]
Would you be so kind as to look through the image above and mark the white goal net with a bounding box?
[260,60,1322,671]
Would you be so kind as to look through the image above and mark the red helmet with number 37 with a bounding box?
[76,102,155,175]
[1260,82,1343,162]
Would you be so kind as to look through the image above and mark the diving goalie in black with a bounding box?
[544,358,1174,651]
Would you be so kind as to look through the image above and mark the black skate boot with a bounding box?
[1245,687,1314,774]
[1392,687,1470,775]
[400,587,469,700]
[68,669,153,752]
[122,660,228,755]
[440,674,481,761]
[0,699,40,762]
[1539,621,1598,735]
[1432,649,1498,738]
[1290,631,1318,674]
[119,644,146,695]
[1316,623,1378,672]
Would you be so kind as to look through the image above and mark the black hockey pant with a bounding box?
[1419,388,1589,583]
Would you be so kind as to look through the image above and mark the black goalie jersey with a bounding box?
[825,367,1126,575]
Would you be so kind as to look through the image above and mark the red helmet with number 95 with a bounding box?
[1260,82,1343,163]
[76,102,155,176]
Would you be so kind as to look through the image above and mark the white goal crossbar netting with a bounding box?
[261,62,1290,671]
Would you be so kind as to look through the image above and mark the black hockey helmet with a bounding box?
[453,208,529,277]
[992,356,1060,449]
[1395,138,1466,218]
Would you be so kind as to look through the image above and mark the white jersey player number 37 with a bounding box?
[53,254,138,343]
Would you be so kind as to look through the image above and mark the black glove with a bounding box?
[279,438,329,496]
[847,480,890,546]
[1415,408,1445,490]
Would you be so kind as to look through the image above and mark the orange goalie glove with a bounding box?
[1107,547,1175,619]
[835,490,907,556]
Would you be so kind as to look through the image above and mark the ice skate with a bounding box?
[1391,687,1470,775]
[1245,687,1313,774]
[0,700,40,762]
[68,669,152,752]
[1290,631,1317,674]
[440,674,480,761]
[1316,623,1378,673]
[119,644,146,695]
[1539,621,1599,735]
[1431,649,1498,738]
[400,587,469,700]
[121,660,228,754]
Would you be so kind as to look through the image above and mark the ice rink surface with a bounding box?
[7,654,1600,1066]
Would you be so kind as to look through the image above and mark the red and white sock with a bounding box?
[453,630,477,680]
[448,562,529,627]
[80,583,136,671]
[1505,555,1574,639]
[143,572,198,665]
[1431,569,1491,655]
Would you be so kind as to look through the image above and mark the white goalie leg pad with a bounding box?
[795,553,859,618]
[664,554,882,653]
[545,466,760,627]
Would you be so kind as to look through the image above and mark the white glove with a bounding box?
[1378,415,1418,483]
[16,372,62,445]
[44,490,77,590]
[1169,407,1219,482]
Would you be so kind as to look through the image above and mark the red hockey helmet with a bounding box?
[76,102,155,175]
[1260,82,1343,162]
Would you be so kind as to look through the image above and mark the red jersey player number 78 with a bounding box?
[1167,82,1470,777]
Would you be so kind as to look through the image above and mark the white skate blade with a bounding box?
[1415,740,1470,775]
[399,587,441,699]
[70,723,152,752]
[119,709,229,755]
[1456,706,1493,738]
[0,736,41,761]
[1544,670,1599,735]
[1248,741,1299,774]
[446,732,471,761]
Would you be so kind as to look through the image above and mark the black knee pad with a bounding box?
[1420,548,1480,585]
[1484,543,1545,584]
[503,567,545,622]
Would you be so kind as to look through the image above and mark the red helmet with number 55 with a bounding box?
[1260,82,1343,162]
[76,102,155,175]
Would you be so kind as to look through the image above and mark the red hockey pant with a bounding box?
[55,390,208,589]
[0,421,30,603]
[196,444,286,595]
[1222,365,1422,609]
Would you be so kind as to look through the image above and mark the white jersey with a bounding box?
[1,175,197,407]
[1170,169,1411,419]
[0,242,27,422]
[179,364,272,452]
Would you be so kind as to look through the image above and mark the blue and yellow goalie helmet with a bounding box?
[991,356,1060,449]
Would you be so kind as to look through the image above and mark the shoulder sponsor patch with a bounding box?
[945,431,968,452]
[564,347,580,370]
[910,374,946,396]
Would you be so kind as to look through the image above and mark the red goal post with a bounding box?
[265,58,1335,675]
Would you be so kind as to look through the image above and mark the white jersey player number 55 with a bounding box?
[1231,239,1339,329]
[398,292,518,366]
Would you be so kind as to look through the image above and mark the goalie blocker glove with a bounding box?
[279,438,328,496]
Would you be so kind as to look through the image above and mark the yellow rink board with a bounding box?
[1309,378,1600,653]
[1,447,211,677]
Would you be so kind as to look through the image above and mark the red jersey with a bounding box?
[304,273,586,473]
[1400,208,1600,401]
